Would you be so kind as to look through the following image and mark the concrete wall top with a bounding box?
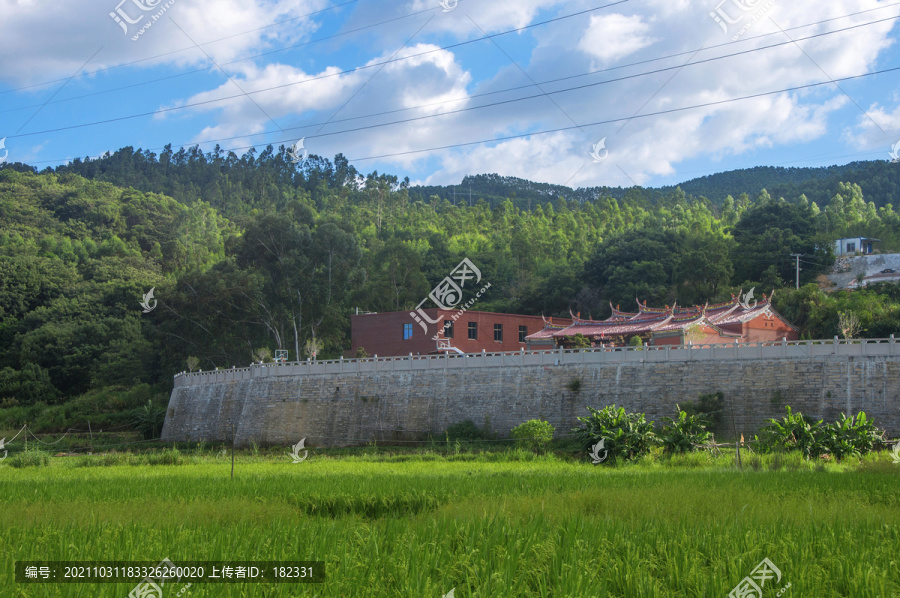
[173,337,900,388]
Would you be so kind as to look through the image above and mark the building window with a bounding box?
[519,325,528,343]
[846,242,856,253]
[443,320,454,338]
[494,323,503,342]
[403,323,413,340]
[468,322,478,340]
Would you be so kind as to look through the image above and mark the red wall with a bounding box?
[743,312,799,342]
[651,318,798,346]
[350,310,571,356]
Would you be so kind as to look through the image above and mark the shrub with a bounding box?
[820,412,884,460]
[573,405,658,461]
[0,363,59,406]
[680,392,724,433]
[755,408,885,460]
[567,334,592,349]
[755,406,826,458]
[660,411,711,454]
[135,399,167,440]
[443,420,494,442]
[7,448,50,468]
[510,419,555,452]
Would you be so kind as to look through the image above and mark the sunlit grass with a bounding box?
[1,449,899,597]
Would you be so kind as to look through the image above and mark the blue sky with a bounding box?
[1,0,899,190]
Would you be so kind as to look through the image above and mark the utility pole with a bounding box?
[790,254,802,289]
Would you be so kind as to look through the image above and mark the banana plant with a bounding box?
[661,411,711,454]
[573,405,658,461]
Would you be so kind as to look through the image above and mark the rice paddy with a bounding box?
[1,446,899,597]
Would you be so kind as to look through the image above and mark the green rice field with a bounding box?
[2,446,899,597]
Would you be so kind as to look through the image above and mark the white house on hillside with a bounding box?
[835,237,879,256]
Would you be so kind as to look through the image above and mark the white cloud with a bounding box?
[1,0,897,186]
[0,0,328,86]
[173,42,472,156]
[579,13,658,65]
[390,0,898,187]
[844,101,900,153]
[403,0,565,36]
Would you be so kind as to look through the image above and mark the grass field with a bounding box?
[1,445,899,598]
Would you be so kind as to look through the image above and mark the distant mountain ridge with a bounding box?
[412,161,898,209]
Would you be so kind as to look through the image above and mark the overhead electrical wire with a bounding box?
[0,0,365,95]
[4,0,895,116]
[1,0,631,120]
[5,5,898,170]
[144,12,900,149]
[4,0,634,136]
[7,8,898,169]
[338,66,900,162]
[286,15,900,139]
[0,6,434,114]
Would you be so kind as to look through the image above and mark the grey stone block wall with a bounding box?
[161,355,900,447]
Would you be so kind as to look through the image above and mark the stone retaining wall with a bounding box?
[161,352,900,447]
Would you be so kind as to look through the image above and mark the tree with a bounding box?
[731,198,832,286]
[683,324,705,345]
[674,233,734,304]
[838,311,861,339]
[360,239,429,311]
[252,347,272,363]
[567,333,592,348]
[584,229,685,307]
[510,419,555,452]
[304,337,322,360]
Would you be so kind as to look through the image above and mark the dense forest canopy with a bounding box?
[2,147,900,430]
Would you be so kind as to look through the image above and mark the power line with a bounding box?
[339,66,900,163]
[10,11,899,168]
[0,5,441,117]
[0,0,365,96]
[2,8,453,126]
[3,0,632,136]
[5,0,895,119]
[168,17,290,137]
[287,15,900,142]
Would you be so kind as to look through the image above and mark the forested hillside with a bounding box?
[673,162,900,208]
[2,149,900,432]
[413,162,900,211]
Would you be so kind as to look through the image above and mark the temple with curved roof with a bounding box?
[525,292,799,348]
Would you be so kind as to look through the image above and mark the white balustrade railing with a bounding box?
[172,336,899,387]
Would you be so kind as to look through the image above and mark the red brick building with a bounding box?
[526,292,798,348]
[350,310,573,357]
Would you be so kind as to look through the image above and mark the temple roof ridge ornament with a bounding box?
[527,294,798,343]
[649,314,675,330]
